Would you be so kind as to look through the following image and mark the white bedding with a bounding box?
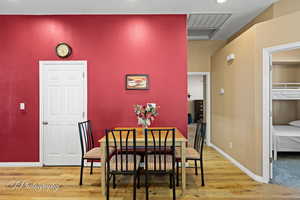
[273,125,300,160]
[273,125,300,136]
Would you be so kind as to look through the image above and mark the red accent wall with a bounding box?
[0,15,187,162]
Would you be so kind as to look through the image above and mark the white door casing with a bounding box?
[262,42,300,183]
[39,61,87,166]
[269,54,273,180]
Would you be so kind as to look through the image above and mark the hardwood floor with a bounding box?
[1,147,300,200]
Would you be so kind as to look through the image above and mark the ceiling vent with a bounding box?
[188,13,231,40]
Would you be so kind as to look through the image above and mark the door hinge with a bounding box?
[269,157,273,163]
[82,72,85,79]
[82,111,85,118]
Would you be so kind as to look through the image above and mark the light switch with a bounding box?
[20,103,25,110]
[220,88,225,95]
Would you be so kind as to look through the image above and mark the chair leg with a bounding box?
[133,173,137,200]
[79,158,84,185]
[176,162,179,187]
[172,173,176,200]
[137,169,140,189]
[90,161,94,175]
[113,174,116,189]
[169,173,172,189]
[106,174,110,200]
[200,158,205,186]
[194,160,198,176]
[172,156,176,200]
[145,172,149,200]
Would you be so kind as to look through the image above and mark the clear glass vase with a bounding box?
[138,117,150,129]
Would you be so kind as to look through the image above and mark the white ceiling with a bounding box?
[0,0,278,39]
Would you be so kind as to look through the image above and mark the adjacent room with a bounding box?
[271,48,300,188]
[187,72,209,144]
[2,0,300,199]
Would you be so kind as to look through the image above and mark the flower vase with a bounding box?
[138,117,150,134]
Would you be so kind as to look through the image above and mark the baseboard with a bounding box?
[0,162,102,167]
[209,143,266,183]
[0,162,43,167]
[84,162,101,167]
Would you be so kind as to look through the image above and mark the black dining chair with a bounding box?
[78,120,103,185]
[105,129,141,200]
[144,128,176,200]
[176,122,206,186]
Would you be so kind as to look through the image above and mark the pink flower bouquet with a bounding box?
[134,104,159,128]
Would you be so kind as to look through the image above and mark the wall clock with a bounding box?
[56,43,72,58]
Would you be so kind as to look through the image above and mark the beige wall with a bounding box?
[188,40,225,72]
[254,11,300,175]
[273,64,300,83]
[228,0,300,43]
[273,49,300,62]
[211,28,259,174]
[273,0,300,18]
[212,10,300,176]
[273,101,299,125]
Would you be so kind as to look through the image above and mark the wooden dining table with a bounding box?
[99,127,187,196]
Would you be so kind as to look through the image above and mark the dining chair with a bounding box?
[176,122,206,186]
[78,120,101,185]
[144,128,176,200]
[105,129,141,200]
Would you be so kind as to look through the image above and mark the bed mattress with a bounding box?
[273,125,300,152]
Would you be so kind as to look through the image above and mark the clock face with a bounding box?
[56,43,72,58]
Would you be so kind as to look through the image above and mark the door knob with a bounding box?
[42,121,49,125]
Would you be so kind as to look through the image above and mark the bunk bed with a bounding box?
[272,83,300,100]
[272,83,300,160]
[273,125,300,160]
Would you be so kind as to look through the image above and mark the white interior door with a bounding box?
[40,61,87,166]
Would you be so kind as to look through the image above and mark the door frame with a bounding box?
[39,60,88,166]
[262,42,300,182]
[187,72,211,145]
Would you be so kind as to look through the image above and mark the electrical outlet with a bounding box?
[229,142,233,149]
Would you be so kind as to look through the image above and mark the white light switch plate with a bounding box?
[220,88,225,95]
[20,103,25,110]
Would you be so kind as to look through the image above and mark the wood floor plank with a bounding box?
[1,147,300,200]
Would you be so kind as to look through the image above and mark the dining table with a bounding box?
[99,127,187,196]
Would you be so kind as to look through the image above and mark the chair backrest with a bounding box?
[144,128,176,171]
[193,123,201,149]
[194,122,206,157]
[105,129,137,172]
[78,120,95,157]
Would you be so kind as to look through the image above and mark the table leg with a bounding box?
[101,142,106,196]
[181,141,186,193]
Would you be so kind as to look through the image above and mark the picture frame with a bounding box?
[126,74,149,90]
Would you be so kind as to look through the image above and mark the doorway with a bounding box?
[187,72,211,145]
[39,61,87,166]
[263,42,300,185]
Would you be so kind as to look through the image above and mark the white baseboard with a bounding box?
[0,162,102,168]
[209,143,266,183]
[0,162,43,167]
[84,162,101,167]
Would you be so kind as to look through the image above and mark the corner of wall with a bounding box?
[227,4,274,43]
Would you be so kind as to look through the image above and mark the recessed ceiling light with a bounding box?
[217,0,227,4]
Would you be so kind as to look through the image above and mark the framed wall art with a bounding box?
[126,74,149,90]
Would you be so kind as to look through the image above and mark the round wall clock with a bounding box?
[56,43,72,58]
